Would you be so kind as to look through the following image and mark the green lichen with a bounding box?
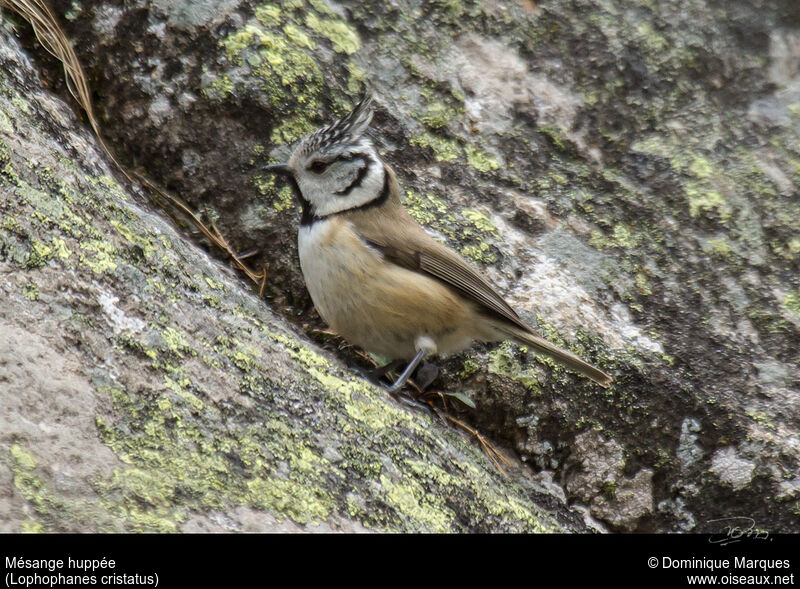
[261,328,424,434]
[9,442,115,532]
[50,237,71,260]
[459,241,497,264]
[404,189,450,227]
[10,443,37,469]
[1,215,21,232]
[380,474,454,532]
[96,377,341,531]
[635,21,668,54]
[488,342,542,392]
[79,239,117,274]
[410,131,461,162]
[551,171,569,186]
[8,444,46,530]
[9,93,30,115]
[305,13,360,55]
[346,61,366,94]
[203,74,234,101]
[253,173,294,212]
[203,276,225,290]
[308,0,334,15]
[461,209,497,234]
[26,239,52,268]
[782,292,800,317]
[484,493,555,533]
[460,357,481,379]
[273,185,294,212]
[404,191,499,263]
[217,18,324,125]
[270,114,318,145]
[415,87,464,130]
[254,4,282,27]
[20,521,44,534]
[110,219,156,258]
[246,476,334,524]
[262,329,329,368]
[465,145,500,172]
[164,375,205,411]
[418,101,455,129]
[612,224,641,248]
[161,326,193,357]
[283,23,315,50]
[746,409,777,431]
[1,148,21,185]
[221,25,260,62]
[703,236,733,257]
[214,334,262,370]
[0,107,13,134]
[634,271,652,296]
[538,124,569,151]
[687,186,728,219]
[590,223,642,249]
[22,282,38,300]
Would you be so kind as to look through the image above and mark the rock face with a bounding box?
[0,14,584,533]
[1,0,798,532]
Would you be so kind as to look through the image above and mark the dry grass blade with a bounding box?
[1,0,268,290]
[442,413,512,477]
[2,0,103,146]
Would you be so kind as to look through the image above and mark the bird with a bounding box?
[262,97,612,394]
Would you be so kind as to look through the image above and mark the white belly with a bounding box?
[298,219,372,328]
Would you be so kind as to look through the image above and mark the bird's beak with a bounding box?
[261,163,292,176]
[260,161,304,207]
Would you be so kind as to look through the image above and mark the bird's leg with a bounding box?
[382,349,432,414]
[385,349,425,394]
[380,337,437,412]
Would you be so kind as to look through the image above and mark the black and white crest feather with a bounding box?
[300,96,373,157]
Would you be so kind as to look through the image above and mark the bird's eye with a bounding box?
[307,160,330,174]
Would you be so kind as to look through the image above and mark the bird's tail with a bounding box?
[501,326,612,388]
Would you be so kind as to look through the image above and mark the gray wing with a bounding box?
[356,227,534,335]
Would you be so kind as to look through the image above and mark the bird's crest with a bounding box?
[299,96,373,158]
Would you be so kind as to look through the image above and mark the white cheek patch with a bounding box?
[335,159,370,196]
[312,162,386,218]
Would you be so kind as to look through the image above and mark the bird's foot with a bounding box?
[354,354,438,414]
[412,362,439,391]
